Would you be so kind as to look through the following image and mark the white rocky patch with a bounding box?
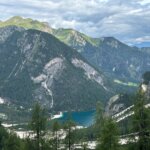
[145,103,150,108]
[15,131,35,139]
[72,58,107,90]
[114,103,150,123]
[109,95,120,105]
[7,61,20,79]
[31,74,47,84]
[107,40,118,48]
[44,57,64,71]
[51,112,63,120]
[0,113,7,119]
[14,60,26,76]
[112,67,116,72]
[2,123,18,128]
[2,122,28,128]
[31,57,65,108]
[42,80,54,108]
[0,97,5,104]
[116,111,134,122]
[113,105,134,118]
[141,84,147,92]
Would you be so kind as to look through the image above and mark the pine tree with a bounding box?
[95,102,104,138]
[132,90,150,150]
[30,103,47,150]
[64,119,76,150]
[0,124,8,150]
[96,117,119,150]
[52,121,60,150]
[4,132,21,150]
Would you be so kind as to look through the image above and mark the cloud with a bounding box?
[0,0,150,45]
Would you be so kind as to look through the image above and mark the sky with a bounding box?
[0,0,150,45]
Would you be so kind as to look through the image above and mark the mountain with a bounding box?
[140,47,150,54]
[0,26,114,112]
[106,72,150,127]
[0,16,53,33]
[134,42,150,48]
[1,16,149,83]
[54,30,150,83]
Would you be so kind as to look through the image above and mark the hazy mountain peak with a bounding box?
[7,16,23,21]
[0,16,53,34]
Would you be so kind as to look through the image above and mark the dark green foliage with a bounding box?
[95,102,119,150]
[0,124,8,149]
[142,71,150,84]
[96,117,119,150]
[29,103,47,150]
[0,124,24,150]
[52,121,60,150]
[64,119,76,150]
[3,132,22,150]
[131,90,150,150]
[94,102,104,138]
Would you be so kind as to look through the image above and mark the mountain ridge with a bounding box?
[0,26,114,112]
[1,16,149,83]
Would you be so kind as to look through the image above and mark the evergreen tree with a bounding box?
[64,119,76,150]
[96,117,119,150]
[3,132,21,150]
[0,124,8,150]
[142,71,150,84]
[52,121,60,150]
[81,141,88,150]
[132,90,150,150]
[95,102,104,138]
[96,103,118,150]
[30,103,47,150]
[23,137,35,150]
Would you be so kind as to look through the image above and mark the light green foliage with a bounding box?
[0,16,53,33]
[54,28,101,48]
[114,79,138,87]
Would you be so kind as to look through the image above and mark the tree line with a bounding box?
[0,88,150,150]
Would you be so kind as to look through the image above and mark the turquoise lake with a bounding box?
[58,110,95,127]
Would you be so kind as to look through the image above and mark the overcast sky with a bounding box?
[0,0,150,45]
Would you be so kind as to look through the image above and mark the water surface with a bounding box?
[58,110,95,127]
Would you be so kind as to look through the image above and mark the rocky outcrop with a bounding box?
[105,94,133,116]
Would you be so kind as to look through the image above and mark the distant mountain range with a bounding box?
[0,16,149,83]
[135,42,150,48]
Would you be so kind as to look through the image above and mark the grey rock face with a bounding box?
[0,26,24,43]
[0,26,113,111]
[105,94,132,116]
